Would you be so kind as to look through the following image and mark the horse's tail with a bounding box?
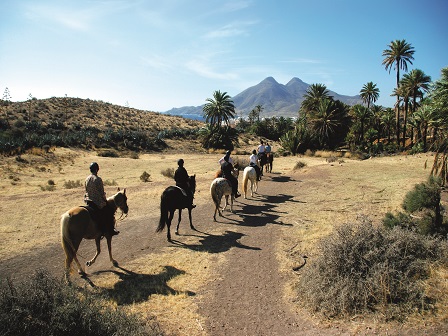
[157,192,167,232]
[60,212,76,263]
[242,168,248,194]
[210,180,220,208]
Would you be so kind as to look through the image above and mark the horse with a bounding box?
[242,166,258,198]
[258,152,268,175]
[210,167,239,221]
[265,152,274,173]
[157,175,196,242]
[60,188,128,283]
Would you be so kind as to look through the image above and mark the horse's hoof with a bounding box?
[78,270,87,277]
[175,231,179,235]
[112,260,118,267]
[86,261,92,267]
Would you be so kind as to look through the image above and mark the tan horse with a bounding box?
[60,188,128,282]
[210,167,239,221]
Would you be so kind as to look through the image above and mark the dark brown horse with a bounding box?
[265,152,274,173]
[60,188,128,282]
[157,175,196,242]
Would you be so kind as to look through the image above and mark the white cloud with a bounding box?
[203,21,257,39]
[186,59,238,80]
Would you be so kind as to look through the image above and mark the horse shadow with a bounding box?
[89,265,194,305]
[237,199,292,228]
[171,230,261,253]
[270,175,296,183]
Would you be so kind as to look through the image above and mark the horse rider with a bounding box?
[218,150,234,165]
[249,149,262,181]
[265,142,271,154]
[257,140,266,176]
[221,154,241,198]
[84,162,119,236]
[174,159,196,208]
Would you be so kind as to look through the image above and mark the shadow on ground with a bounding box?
[89,265,194,305]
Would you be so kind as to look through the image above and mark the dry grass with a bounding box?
[1,145,447,333]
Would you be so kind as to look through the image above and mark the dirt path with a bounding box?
[1,165,447,336]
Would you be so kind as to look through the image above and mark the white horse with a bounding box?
[210,167,239,221]
[242,166,258,198]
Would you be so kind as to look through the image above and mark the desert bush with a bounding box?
[97,149,119,157]
[40,180,56,191]
[383,176,447,236]
[63,180,82,189]
[161,168,174,179]
[296,218,448,320]
[0,269,163,336]
[293,161,307,170]
[103,179,118,186]
[140,171,151,182]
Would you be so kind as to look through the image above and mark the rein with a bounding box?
[111,194,128,221]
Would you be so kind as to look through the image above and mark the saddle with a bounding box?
[80,204,95,216]
[173,185,188,197]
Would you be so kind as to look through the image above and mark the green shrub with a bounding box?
[0,269,163,336]
[384,176,447,236]
[296,219,448,320]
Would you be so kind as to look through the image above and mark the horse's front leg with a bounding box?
[86,238,101,267]
[175,209,182,235]
[106,236,118,267]
[230,195,234,212]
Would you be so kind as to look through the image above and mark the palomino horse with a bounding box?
[265,152,274,173]
[242,166,258,198]
[157,175,196,242]
[60,188,128,282]
[210,167,239,221]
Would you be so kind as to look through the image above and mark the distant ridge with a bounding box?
[163,77,362,118]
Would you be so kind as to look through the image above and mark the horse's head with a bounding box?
[113,188,129,215]
[232,164,240,178]
[188,175,196,195]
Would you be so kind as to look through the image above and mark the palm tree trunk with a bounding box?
[402,99,408,148]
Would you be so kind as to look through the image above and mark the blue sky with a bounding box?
[1,0,447,113]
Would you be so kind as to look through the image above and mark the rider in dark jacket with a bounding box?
[174,159,196,208]
[221,154,241,198]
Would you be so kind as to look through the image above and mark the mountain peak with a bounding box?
[261,76,279,84]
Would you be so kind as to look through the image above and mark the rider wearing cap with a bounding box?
[218,150,234,165]
[84,162,119,236]
[174,159,196,208]
[221,153,241,198]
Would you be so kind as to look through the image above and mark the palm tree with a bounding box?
[402,69,431,111]
[413,104,437,151]
[381,108,396,143]
[203,90,235,129]
[309,98,347,149]
[382,39,415,144]
[350,104,372,145]
[371,104,384,143]
[399,69,431,147]
[301,83,332,114]
[393,85,411,147]
[359,82,380,109]
[254,104,263,122]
